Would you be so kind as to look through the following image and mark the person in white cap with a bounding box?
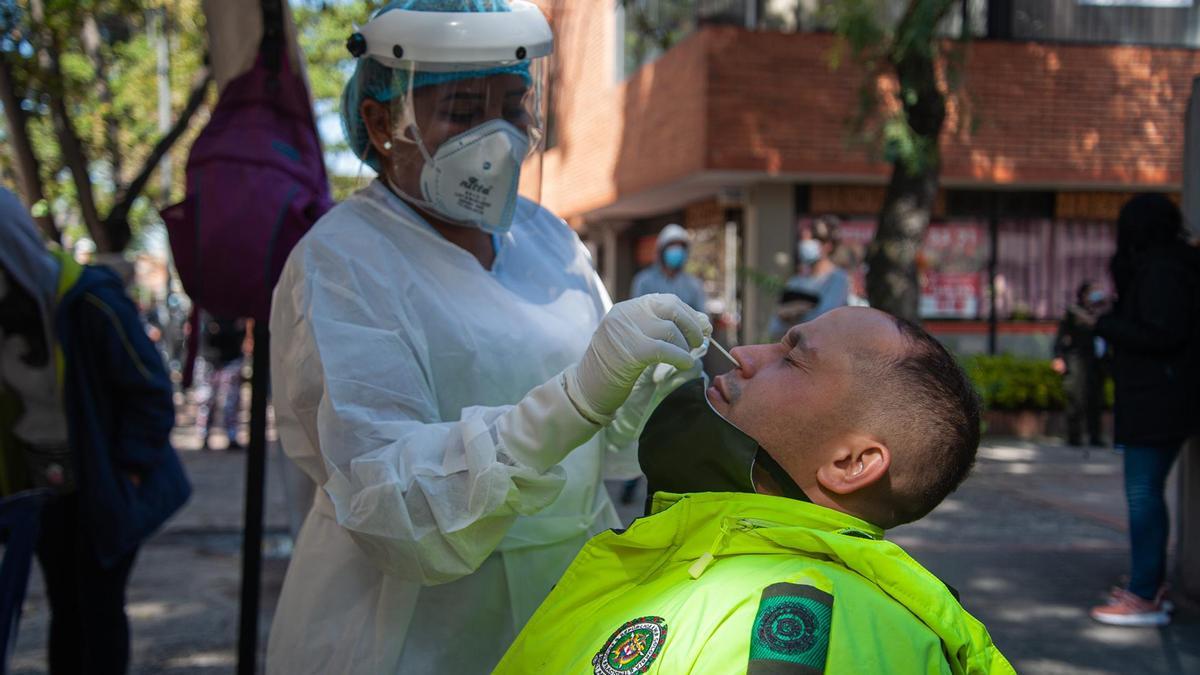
[631,223,707,313]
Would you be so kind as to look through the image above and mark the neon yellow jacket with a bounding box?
[495,492,1015,674]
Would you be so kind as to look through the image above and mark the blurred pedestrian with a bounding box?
[0,188,190,673]
[1052,281,1108,447]
[630,224,707,312]
[1089,194,1200,627]
[769,215,850,341]
[195,317,246,450]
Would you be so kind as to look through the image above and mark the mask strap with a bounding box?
[754,448,810,503]
[407,122,435,164]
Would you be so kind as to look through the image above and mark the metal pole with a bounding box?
[988,194,999,355]
[237,321,269,674]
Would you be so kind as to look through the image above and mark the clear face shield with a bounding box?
[347,1,552,234]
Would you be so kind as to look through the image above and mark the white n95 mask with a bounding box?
[419,119,531,235]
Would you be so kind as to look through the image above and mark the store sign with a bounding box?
[1076,1,1192,7]
[832,219,988,320]
[919,223,987,319]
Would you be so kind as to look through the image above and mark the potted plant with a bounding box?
[962,354,1070,439]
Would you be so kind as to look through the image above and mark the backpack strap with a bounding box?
[260,0,285,76]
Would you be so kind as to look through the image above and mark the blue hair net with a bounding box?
[341,0,533,171]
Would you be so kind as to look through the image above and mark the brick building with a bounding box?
[536,0,1200,348]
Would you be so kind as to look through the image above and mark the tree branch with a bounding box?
[103,69,212,235]
[0,52,58,241]
[30,0,106,249]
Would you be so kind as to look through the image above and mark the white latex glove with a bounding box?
[563,294,711,425]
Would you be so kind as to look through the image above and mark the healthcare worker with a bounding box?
[630,224,707,313]
[265,2,710,673]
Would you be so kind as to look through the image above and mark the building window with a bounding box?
[1009,0,1200,48]
[799,190,1116,322]
[996,219,1115,320]
[834,218,991,320]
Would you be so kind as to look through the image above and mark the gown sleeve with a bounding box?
[271,246,601,586]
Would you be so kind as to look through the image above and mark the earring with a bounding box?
[383,141,393,150]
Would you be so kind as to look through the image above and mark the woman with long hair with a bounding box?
[1090,194,1200,626]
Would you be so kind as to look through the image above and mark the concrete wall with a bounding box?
[933,330,1057,359]
[741,183,795,344]
[1180,441,1200,600]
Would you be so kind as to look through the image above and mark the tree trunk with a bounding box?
[30,0,111,251]
[867,163,939,322]
[0,53,57,241]
[47,67,112,251]
[865,0,953,323]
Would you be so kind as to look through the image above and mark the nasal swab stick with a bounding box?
[707,337,741,369]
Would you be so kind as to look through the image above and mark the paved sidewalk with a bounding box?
[10,443,294,675]
[10,439,1198,673]
[893,441,1198,675]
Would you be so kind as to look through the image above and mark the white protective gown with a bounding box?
[265,181,642,674]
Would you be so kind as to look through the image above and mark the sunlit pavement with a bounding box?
[892,441,1198,675]
[11,437,1198,673]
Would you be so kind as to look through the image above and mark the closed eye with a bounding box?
[782,327,813,367]
[785,351,810,370]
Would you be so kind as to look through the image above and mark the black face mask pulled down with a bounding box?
[638,377,809,513]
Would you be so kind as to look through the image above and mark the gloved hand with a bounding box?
[563,294,711,425]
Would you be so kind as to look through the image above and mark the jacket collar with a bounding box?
[648,491,884,539]
[635,492,1012,675]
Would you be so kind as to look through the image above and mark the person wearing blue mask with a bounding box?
[266,2,711,673]
[630,224,707,313]
[769,215,851,341]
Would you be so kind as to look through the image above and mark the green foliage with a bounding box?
[0,0,209,249]
[737,265,788,296]
[292,1,387,174]
[292,0,379,105]
[617,0,694,77]
[822,0,964,175]
[330,173,366,202]
[962,354,1067,412]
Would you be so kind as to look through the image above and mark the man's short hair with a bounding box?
[857,318,980,527]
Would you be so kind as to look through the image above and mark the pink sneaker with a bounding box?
[1091,588,1170,626]
[1107,584,1175,614]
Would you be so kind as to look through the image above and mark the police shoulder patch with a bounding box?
[748,583,833,674]
[592,615,668,675]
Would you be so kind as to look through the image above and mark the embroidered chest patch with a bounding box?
[592,616,668,674]
[748,583,833,674]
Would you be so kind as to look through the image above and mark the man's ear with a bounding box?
[815,435,891,496]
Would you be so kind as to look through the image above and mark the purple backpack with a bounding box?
[162,47,332,324]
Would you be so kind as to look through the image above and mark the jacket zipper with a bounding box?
[687,518,761,579]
